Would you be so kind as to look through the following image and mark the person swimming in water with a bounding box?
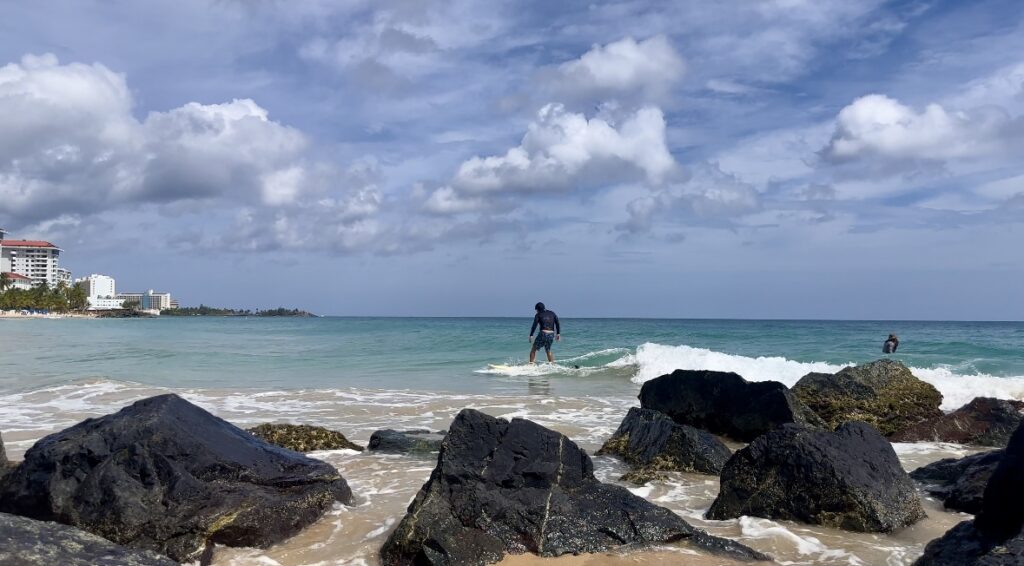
[529,302,560,363]
[883,334,899,354]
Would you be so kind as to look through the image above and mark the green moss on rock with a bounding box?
[792,359,942,436]
[247,423,364,452]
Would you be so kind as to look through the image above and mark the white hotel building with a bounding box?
[75,274,123,310]
[0,228,72,288]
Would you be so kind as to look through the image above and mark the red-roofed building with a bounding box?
[0,230,71,288]
[1,271,34,291]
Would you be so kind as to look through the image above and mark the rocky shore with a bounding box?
[0,358,1021,565]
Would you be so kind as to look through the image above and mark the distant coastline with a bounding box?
[159,306,317,317]
[1,306,316,319]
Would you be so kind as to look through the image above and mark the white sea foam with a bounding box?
[739,517,865,564]
[626,342,849,385]
[907,366,1024,409]
[626,342,1024,410]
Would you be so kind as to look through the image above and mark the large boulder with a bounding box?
[910,450,1003,515]
[596,407,732,484]
[0,394,353,564]
[0,431,8,481]
[0,512,177,566]
[247,422,364,452]
[915,421,1024,564]
[380,409,769,565]
[368,429,445,454]
[891,397,1024,446]
[792,359,942,436]
[638,370,825,442]
[707,422,926,532]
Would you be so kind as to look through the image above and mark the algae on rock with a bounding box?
[792,359,942,436]
[247,423,364,452]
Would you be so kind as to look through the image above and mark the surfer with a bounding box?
[882,334,899,354]
[529,302,561,363]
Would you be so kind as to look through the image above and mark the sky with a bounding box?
[0,0,1022,319]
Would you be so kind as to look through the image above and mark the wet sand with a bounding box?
[0,379,980,566]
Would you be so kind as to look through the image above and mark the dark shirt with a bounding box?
[530,310,560,336]
[883,339,899,354]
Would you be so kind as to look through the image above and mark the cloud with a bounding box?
[451,103,676,196]
[298,0,512,90]
[618,162,762,235]
[422,186,492,215]
[0,54,141,224]
[207,160,388,253]
[822,94,1023,164]
[139,99,308,205]
[0,54,387,256]
[0,55,315,226]
[547,36,684,104]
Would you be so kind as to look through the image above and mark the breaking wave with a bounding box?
[624,342,1024,410]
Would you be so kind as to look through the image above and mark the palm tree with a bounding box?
[67,282,89,311]
[0,272,11,292]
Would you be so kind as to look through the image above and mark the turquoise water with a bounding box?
[1,317,1022,405]
[1,316,1022,564]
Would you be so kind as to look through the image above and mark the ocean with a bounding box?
[1,317,1022,565]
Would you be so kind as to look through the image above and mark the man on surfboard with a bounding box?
[529,302,561,363]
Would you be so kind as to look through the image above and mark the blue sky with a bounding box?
[1,0,1022,319]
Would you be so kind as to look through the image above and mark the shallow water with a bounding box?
[0,317,1019,564]
[0,379,982,565]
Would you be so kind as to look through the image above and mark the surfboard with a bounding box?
[488,364,514,371]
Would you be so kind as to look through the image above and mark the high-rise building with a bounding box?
[0,238,68,288]
[141,289,172,311]
[0,228,8,273]
[117,289,174,311]
[76,274,116,298]
[75,274,121,310]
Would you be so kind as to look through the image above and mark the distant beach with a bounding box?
[0,310,94,319]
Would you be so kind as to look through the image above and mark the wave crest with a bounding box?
[626,342,1024,410]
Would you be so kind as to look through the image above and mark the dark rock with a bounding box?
[915,520,1024,565]
[707,422,926,532]
[247,422,364,452]
[380,408,769,565]
[368,429,445,454]
[0,512,177,566]
[891,397,1024,447]
[638,370,825,442]
[596,407,732,484]
[976,420,1024,541]
[915,421,1024,564]
[916,520,992,565]
[792,359,943,436]
[910,450,1003,514]
[976,535,1024,565]
[0,430,7,467]
[0,394,353,564]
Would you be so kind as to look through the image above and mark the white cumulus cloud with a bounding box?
[823,93,1023,163]
[0,54,328,227]
[452,103,676,196]
[548,36,685,105]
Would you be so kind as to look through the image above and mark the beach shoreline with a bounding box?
[0,311,95,319]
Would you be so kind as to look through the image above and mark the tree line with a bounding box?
[0,276,90,312]
[160,305,315,317]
